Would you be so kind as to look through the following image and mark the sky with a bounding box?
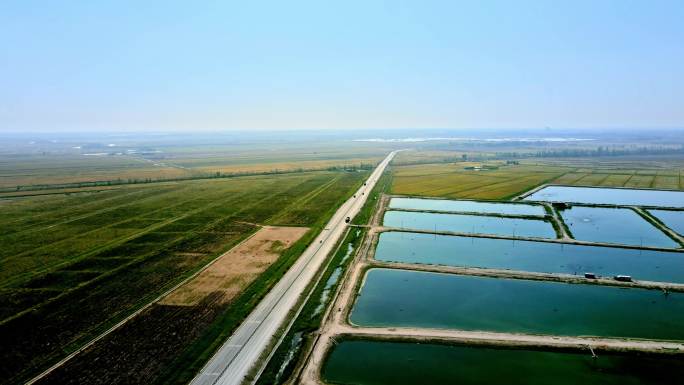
[1,0,683,132]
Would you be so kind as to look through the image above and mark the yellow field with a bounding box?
[391,160,684,200]
[0,142,387,190]
[391,163,571,200]
[392,150,471,165]
[548,170,682,190]
[654,175,680,189]
[600,174,633,186]
[193,157,381,175]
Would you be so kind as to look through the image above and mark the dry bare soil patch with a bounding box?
[162,226,309,306]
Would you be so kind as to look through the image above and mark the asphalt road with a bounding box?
[190,151,397,385]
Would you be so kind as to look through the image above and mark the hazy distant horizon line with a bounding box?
[2,126,684,136]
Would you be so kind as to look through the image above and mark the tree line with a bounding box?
[5,163,376,193]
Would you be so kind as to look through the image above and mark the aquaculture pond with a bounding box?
[388,197,545,216]
[524,185,684,208]
[322,340,684,385]
[383,211,556,238]
[374,231,684,283]
[350,269,684,340]
[559,206,678,248]
[649,209,684,235]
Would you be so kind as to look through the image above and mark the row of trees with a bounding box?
[8,163,376,192]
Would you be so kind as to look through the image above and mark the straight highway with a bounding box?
[190,150,397,385]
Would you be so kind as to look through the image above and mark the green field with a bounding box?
[391,156,684,200]
[391,163,570,200]
[0,141,388,190]
[0,169,367,385]
[5,139,684,385]
[552,170,683,189]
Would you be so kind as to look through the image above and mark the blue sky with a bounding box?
[1,0,683,132]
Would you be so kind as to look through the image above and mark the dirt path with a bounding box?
[371,225,684,252]
[331,324,684,353]
[633,206,684,245]
[542,202,572,239]
[371,260,684,292]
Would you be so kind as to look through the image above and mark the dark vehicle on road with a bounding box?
[614,275,632,282]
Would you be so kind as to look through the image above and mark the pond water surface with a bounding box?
[383,211,556,238]
[649,209,684,235]
[524,186,684,207]
[559,206,678,248]
[375,231,684,283]
[351,269,684,339]
[323,340,684,385]
[389,197,545,216]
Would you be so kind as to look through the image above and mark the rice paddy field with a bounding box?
[390,163,571,199]
[0,169,367,385]
[390,156,684,200]
[536,160,684,190]
[0,140,387,190]
[0,155,193,189]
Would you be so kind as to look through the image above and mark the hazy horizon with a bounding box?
[3,126,684,138]
[2,126,684,135]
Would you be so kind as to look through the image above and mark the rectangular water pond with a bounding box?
[524,185,684,208]
[559,206,678,248]
[383,211,556,238]
[388,197,545,216]
[375,231,684,283]
[649,209,684,236]
[351,269,684,340]
[322,340,684,385]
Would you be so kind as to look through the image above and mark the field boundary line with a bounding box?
[368,260,684,292]
[268,174,342,224]
[3,161,377,194]
[632,206,684,247]
[3,184,207,286]
[2,187,255,297]
[24,227,263,385]
[375,227,684,252]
